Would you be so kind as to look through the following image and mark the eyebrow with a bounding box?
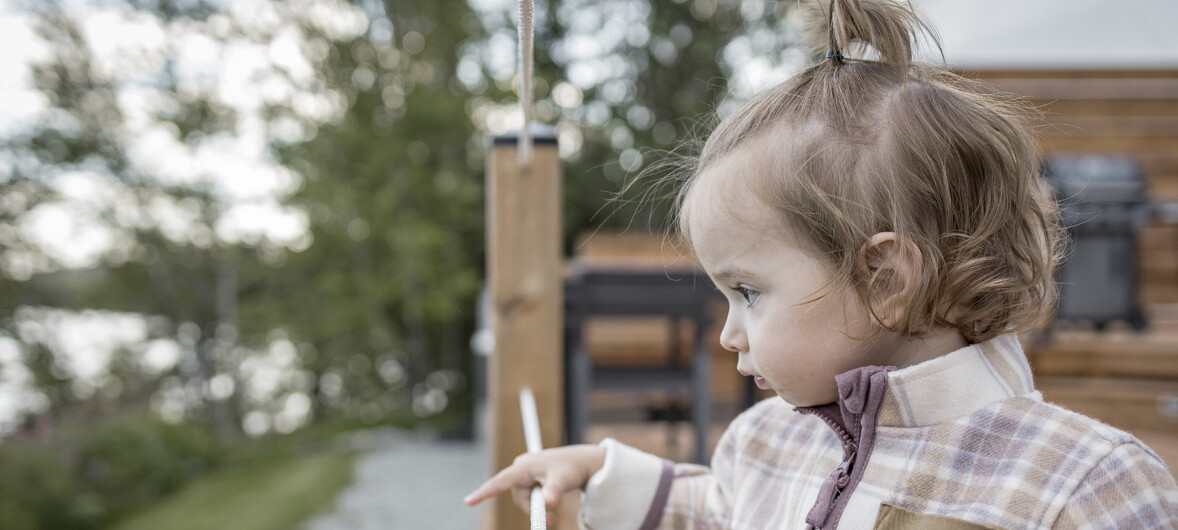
[711,266,758,285]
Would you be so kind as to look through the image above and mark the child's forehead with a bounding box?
[683,149,816,257]
[687,140,785,225]
[685,177,772,231]
[684,180,789,251]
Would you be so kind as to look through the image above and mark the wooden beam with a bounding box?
[1035,376,1178,435]
[485,125,564,529]
[1029,329,1178,379]
[982,77,1178,100]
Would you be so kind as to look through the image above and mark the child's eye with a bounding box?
[735,284,760,306]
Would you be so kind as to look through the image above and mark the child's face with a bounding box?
[688,163,906,407]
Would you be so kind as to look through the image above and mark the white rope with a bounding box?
[518,0,535,168]
[517,8,541,525]
[520,388,546,529]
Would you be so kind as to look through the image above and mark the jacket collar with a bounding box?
[793,334,1038,529]
[796,365,894,529]
[876,334,1039,428]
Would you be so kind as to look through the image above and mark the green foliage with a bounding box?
[251,0,487,424]
[0,0,816,527]
[111,451,355,530]
[0,0,812,517]
[0,412,370,530]
[1,0,807,433]
[0,413,225,529]
[74,415,224,522]
[0,440,75,530]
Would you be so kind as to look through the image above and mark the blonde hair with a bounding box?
[677,0,1063,343]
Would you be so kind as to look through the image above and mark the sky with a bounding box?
[918,0,1178,69]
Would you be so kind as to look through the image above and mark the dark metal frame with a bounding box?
[563,265,723,464]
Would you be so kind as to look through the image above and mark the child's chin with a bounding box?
[780,392,837,408]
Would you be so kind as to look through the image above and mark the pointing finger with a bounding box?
[464,463,532,506]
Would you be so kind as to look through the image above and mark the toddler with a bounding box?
[466,0,1178,527]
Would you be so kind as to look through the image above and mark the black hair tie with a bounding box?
[825,0,843,62]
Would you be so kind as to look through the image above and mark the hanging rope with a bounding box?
[520,388,546,529]
[518,0,535,168]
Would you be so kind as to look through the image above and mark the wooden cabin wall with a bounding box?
[969,70,1178,468]
[973,69,1178,305]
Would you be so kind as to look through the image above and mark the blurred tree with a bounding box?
[465,0,805,247]
[1,2,240,436]
[251,0,485,423]
[1,0,489,436]
[0,0,807,437]
[0,0,370,436]
[0,0,816,525]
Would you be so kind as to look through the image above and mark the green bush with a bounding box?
[0,413,225,529]
[75,415,224,524]
[0,440,77,530]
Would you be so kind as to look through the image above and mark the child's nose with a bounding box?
[719,310,747,353]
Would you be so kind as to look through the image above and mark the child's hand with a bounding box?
[463,444,606,514]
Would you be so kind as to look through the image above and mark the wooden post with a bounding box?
[486,124,563,529]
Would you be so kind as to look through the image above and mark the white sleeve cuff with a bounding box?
[578,438,672,530]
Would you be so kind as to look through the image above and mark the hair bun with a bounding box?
[809,0,939,73]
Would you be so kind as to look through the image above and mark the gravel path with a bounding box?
[303,428,488,530]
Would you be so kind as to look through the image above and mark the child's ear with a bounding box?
[859,232,923,330]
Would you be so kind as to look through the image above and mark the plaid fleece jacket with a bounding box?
[579,335,1178,529]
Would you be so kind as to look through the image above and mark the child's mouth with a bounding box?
[739,369,769,390]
